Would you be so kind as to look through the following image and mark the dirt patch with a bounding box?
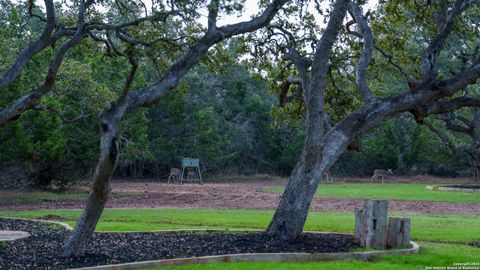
[0,218,359,270]
[1,181,479,215]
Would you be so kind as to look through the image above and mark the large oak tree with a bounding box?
[259,0,480,240]
[61,0,289,256]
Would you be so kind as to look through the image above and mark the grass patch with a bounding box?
[268,183,480,202]
[0,242,7,249]
[148,242,480,270]
[1,209,478,242]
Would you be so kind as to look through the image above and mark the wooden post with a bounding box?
[355,199,389,249]
[387,217,411,248]
[354,208,366,246]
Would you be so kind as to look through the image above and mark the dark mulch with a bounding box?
[440,185,480,189]
[0,218,360,270]
[468,242,480,248]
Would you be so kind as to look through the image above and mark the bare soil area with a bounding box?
[1,180,479,215]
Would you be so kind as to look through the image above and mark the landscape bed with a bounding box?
[426,185,480,192]
[0,218,363,270]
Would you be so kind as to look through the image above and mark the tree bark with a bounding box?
[266,0,350,239]
[62,105,122,256]
[355,200,390,249]
[266,129,351,239]
[362,200,388,249]
[386,217,411,248]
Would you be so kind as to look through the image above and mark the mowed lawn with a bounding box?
[268,183,480,202]
[1,185,479,270]
[1,208,479,243]
[1,208,479,270]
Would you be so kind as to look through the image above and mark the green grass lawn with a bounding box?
[1,208,479,243]
[1,208,478,270]
[268,183,480,202]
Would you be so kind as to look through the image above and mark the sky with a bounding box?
[215,0,379,27]
[32,0,379,28]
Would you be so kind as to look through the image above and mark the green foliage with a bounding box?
[147,64,302,176]
[335,116,471,177]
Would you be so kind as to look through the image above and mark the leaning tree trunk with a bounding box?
[266,129,351,239]
[266,0,350,239]
[62,105,121,256]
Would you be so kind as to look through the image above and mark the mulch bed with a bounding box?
[0,218,360,270]
[440,185,480,189]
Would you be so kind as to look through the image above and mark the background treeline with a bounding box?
[0,56,473,189]
[0,1,474,189]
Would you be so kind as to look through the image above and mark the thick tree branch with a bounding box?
[279,76,304,107]
[348,2,376,103]
[124,0,289,110]
[116,57,138,105]
[422,120,458,152]
[207,0,220,32]
[0,0,93,125]
[0,0,55,91]
[421,0,472,81]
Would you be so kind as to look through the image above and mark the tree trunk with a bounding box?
[361,200,388,249]
[354,207,366,246]
[62,106,120,256]
[266,0,350,240]
[386,217,411,248]
[266,129,351,239]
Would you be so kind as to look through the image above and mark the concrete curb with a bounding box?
[0,230,30,242]
[70,241,420,270]
[426,185,480,192]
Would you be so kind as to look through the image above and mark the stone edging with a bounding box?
[0,230,30,242]
[70,241,420,270]
[426,185,480,193]
[0,217,420,270]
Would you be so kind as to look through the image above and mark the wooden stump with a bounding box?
[355,199,389,249]
[354,208,366,247]
[387,217,411,248]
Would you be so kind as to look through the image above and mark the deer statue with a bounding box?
[371,169,393,183]
[168,168,181,183]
